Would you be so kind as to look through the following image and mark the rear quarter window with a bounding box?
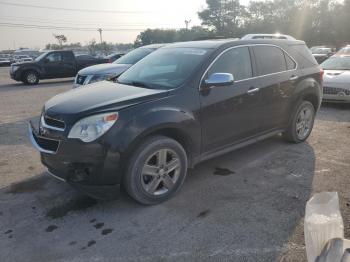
[285,53,297,70]
[289,44,318,68]
[253,46,287,75]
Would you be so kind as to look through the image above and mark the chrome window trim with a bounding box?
[199,44,298,89]
[41,115,65,132]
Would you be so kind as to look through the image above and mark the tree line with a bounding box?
[135,0,350,48]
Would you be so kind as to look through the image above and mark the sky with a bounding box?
[0,0,251,50]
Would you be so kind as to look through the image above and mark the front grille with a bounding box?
[32,131,60,152]
[76,74,87,85]
[323,86,350,95]
[44,115,65,130]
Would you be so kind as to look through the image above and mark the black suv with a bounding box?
[29,39,322,205]
[10,51,107,85]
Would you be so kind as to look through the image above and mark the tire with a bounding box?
[23,71,39,85]
[123,135,188,205]
[284,101,315,143]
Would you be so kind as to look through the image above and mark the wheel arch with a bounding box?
[21,68,41,81]
[123,126,198,168]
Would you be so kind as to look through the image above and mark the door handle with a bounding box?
[290,75,299,81]
[247,87,260,95]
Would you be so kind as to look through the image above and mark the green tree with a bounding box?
[134,27,215,47]
[53,34,67,49]
[198,0,246,37]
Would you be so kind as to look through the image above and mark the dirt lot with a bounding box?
[0,66,349,262]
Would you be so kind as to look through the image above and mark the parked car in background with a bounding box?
[321,55,350,103]
[310,46,335,64]
[242,33,296,40]
[29,39,322,204]
[74,54,109,66]
[105,53,125,63]
[13,55,32,63]
[10,50,109,85]
[336,45,350,56]
[0,58,11,67]
[73,44,165,87]
[19,57,33,63]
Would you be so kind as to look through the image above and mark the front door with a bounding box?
[43,52,63,78]
[199,46,263,153]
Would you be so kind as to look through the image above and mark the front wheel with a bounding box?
[23,71,39,85]
[124,136,188,205]
[284,101,316,143]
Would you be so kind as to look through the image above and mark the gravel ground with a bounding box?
[0,66,349,262]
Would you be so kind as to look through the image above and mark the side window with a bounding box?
[290,44,318,68]
[62,52,74,62]
[285,53,296,70]
[253,46,287,75]
[207,47,252,81]
[46,53,62,62]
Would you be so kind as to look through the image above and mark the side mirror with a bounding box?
[43,58,50,63]
[203,73,234,88]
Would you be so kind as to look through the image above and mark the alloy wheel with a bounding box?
[27,73,37,84]
[140,148,181,196]
[296,107,313,140]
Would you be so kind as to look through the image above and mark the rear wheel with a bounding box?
[284,101,315,143]
[124,136,188,205]
[23,71,39,85]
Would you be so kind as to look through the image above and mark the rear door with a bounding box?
[200,46,263,153]
[61,52,76,77]
[252,45,297,131]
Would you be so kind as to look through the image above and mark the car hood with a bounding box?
[323,70,350,88]
[78,63,131,76]
[44,81,168,123]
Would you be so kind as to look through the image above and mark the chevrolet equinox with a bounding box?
[29,39,323,205]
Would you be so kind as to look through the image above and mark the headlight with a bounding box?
[87,74,113,85]
[11,65,19,72]
[68,112,118,142]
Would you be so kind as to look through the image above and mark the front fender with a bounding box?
[106,106,201,162]
[18,65,43,78]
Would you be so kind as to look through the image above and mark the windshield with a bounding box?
[113,48,153,65]
[337,47,350,55]
[321,57,350,70]
[117,47,210,90]
[35,52,48,61]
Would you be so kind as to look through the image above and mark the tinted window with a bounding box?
[207,47,252,81]
[254,46,287,75]
[46,53,62,62]
[285,54,296,70]
[62,52,74,62]
[290,44,318,68]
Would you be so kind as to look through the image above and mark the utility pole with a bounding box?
[184,19,191,30]
[97,28,103,44]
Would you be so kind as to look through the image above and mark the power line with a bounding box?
[0,1,152,14]
[0,15,176,27]
[0,22,149,31]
